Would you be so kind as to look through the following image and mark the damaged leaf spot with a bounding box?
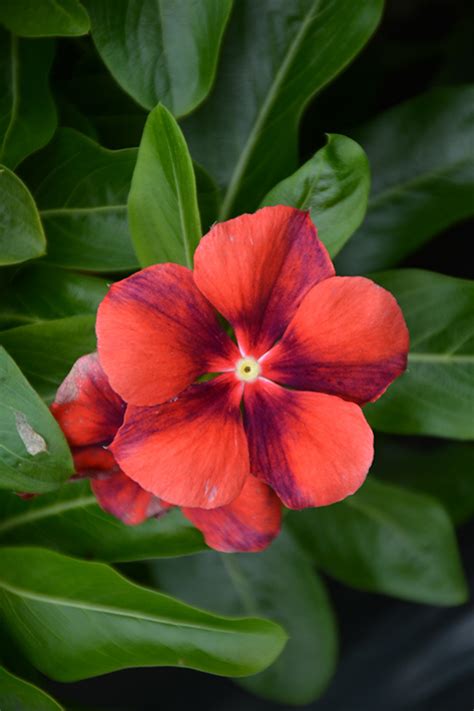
[14,411,48,455]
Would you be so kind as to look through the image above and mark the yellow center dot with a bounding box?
[235,357,261,383]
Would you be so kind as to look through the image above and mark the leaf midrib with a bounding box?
[0,495,97,534]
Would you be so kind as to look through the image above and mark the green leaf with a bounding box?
[336,86,474,273]
[21,128,139,271]
[0,264,108,329]
[0,546,287,681]
[183,0,383,218]
[0,665,63,711]
[84,0,232,115]
[155,530,337,705]
[0,0,89,37]
[194,162,221,234]
[261,134,370,257]
[289,478,468,605]
[0,480,206,561]
[128,104,202,268]
[366,270,474,440]
[0,348,73,493]
[0,29,56,168]
[0,165,46,266]
[0,315,96,403]
[373,434,474,526]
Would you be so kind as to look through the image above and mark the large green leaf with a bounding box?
[84,0,232,115]
[0,166,46,266]
[128,104,201,268]
[0,264,108,329]
[373,434,474,526]
[183,0,383,218]
[21,128,139,272]
[0,0,89,37]
[0,29,56,168]
[0,315,96,402]
[336,86,474,273]
[0,348,73,493]
[366,270,474,440]
[0,480,206,561]
[0,666,63,711]
[0,546,287,681]
[289,478,468,605]
[155,530,337,705]
[261,134,370,257]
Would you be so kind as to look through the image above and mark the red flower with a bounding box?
[94,206,409,514]
[51,353,281,553]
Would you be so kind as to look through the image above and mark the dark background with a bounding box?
[43,0,474,707]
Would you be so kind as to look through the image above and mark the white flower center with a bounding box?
[235,356,261,383]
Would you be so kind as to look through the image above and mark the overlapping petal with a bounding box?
[111,376,249,509]
[194,206,334,357]
[91,470,168,526]
[97,264,239,406]
[182,476,281,552]
[263,276,409,404]
[50,353,125,447]
[244,380,373,509]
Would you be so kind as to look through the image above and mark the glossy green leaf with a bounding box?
[195,162,221,234]
[0,166,46,266]
[261,134,370,257]
[22,128,139,271]
[155,530,337,705]
[0,546,287,681]
[0,479,206,561]
[0,29,56,168]
[366,270,474,440]
[128,104,201,268]
[0,315,96,402]
[0,348,73,493]
[0,0,89,37]
[289,478,468,605]
[183,0,383,218]
[0,264,108,329]
[0,666,63,711]
[373,434,474,526]
[84,0,232,115]
[336,86,474,273]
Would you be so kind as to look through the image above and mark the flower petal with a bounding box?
[244,380,373,509]
[182,476,281,553]
[96,264,239,406]
[263,276,409,404]
[51,353,125,447]
[72,445,117,476]
[91,469,168,526]
[111,376,249,509]
[194,207,334,357]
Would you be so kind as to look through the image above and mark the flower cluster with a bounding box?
[51,206,409,552]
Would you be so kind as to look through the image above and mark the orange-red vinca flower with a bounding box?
[52,206,409,552]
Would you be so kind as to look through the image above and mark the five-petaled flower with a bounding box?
[52,206,409,552]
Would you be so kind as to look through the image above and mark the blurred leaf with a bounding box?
[183,0,383,218]
[195,162,221,234]
[366,270,474,440]
[336,86,474,273]
[0,264,108,329]
[262,134,370,257]
[0,546,287,681]
[22,129,139,271]
[0,315,96,402]
[0,0,89,37]
[0,347,73,493]
[0,480,206,561]
[85,0,232,115]
[289,478,468,606]
[129,104,201,268]
[373,434,474,526]
[0,665,63,711]
[0,166,46,266]
[155,530,337,705]
[0,29,56,168]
